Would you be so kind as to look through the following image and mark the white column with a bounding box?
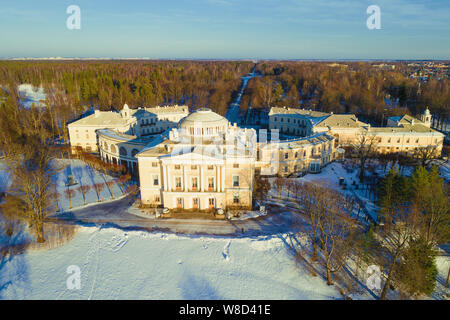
[216,165,219,192]
[218,165,221,192]
[167,165,171,191]
[162,165,167,191]
[183,165,187,192]
[221,165,225,192]
[200,165,205,192]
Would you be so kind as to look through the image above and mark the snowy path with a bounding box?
[225,68,257,125]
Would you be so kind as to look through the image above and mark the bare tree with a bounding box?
[413,145,440,168]
[77,185,91,205]
[64,188,76,209]
[93,182,105,202]
[4,143,61,242]
[105,180,116,199]
[317,193,356,285]
[378,205,418,300]
[297,182,326,261]
[352,130,378,182]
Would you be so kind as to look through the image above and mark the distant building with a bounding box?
[68,104,189,153]
[269,107,444,156]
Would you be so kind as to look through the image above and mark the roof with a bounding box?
[180,108,229,125]
[368,124,444,135]
[275,133,334,149]
[132,105,189,117]
[68,111,129,127]
[269,107,329,118]
[314,114,367,128]
[97,129,152,145]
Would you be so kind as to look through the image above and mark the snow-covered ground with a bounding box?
[54,159,125,211]
[17,84,47,109]
[0,227,345,300]
[0,158,125,211]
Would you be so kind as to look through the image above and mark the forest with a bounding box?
[240,61,449,128]
[0,60,253,140]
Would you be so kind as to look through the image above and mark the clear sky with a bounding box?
[0,0,449,60]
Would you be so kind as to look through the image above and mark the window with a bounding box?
[175,165,181,170]
[233,194,240,204]
[208,177,214,189]
[285,153,289,159]
[119,147,127,157]
[233,176,240,187]
[153,175,159,186]
[192,177,198,190]
[176,198,183,208]
[191,165,197,170]
[233,163,239,168]
[152,162,158,167]
[284,166,288,173]
[193,198,199,208]
[175,177,182,189]
[154,196,160,202]
[295,152,298,158]
[207,165,214,170]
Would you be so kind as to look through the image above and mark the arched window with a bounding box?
[104,142,109,151]
[110,144,117,154]
[131,149,139,157]
[119,147,127,157]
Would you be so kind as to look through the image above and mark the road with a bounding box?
[47,195,303,237]
[225,65,257,125]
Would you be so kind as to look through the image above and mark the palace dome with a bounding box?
[179,108,229,137]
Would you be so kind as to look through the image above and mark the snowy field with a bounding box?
[0,227,344,300]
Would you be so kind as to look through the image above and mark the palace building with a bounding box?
[269,106,444,156]
[67,103,443,211]
[68,104,188,153]
[136,108,257,210]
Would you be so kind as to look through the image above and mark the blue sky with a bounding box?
[0,0,449,59]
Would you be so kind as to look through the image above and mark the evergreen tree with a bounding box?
[395,237,438,297]
[378,167,408,225]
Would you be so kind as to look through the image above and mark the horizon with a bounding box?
[0,0,449,60]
